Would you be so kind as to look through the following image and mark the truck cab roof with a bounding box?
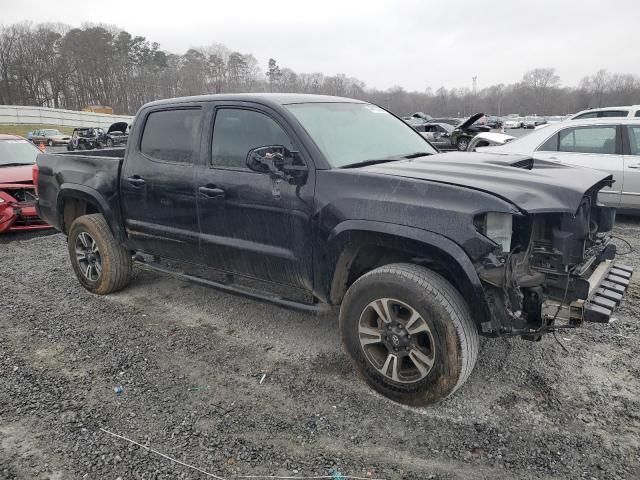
[143,93,367,109]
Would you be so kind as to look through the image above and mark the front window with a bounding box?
[211,109,294,169]
[286,103,436,168]
[627,126,640,155]
[0,139,40,166]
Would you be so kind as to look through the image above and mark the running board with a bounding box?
[134,258,331,314]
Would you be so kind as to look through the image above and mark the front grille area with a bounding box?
[5,187,37,203]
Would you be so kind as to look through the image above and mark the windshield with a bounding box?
[0,139,39,166]
[286,102,436,168]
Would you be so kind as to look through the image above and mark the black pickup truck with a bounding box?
[36,94,632,405]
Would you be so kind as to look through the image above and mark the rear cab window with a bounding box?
[141,108,202,163]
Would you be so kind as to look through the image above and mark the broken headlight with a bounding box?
[474,212,513,253]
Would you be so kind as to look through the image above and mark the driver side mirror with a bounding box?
[246,145,308,185]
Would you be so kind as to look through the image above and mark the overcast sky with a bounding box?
[2,0,638,92]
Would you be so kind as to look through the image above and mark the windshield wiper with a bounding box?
[340,158,402,169]
[402,152,433,159]
[0,162,34,167]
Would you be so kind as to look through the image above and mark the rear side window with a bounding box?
[141,108,202,163]
[211,109,293,169]
[573,112,598,119]
[558,126,617,154]
[538,133,558,151]
[635,111,640,118]
[598,110,627,118]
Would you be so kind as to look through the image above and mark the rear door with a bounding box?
[195,102,314,289]
[120,105,203,262]
[621,125,640,209]
[534,124,623,207]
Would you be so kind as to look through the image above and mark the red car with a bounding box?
[0,134,51,233]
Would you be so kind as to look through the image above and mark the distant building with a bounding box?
[83,105,114,114]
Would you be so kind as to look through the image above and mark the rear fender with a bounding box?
[56,184,126,242]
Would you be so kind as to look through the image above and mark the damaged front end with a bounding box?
[0,185,50,233]
[474,180,632,339]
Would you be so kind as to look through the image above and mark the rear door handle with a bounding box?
[628,164,640,169]
[127,175,146,187]
[198,185,225,199]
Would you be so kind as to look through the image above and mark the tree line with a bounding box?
[1,22,639,117]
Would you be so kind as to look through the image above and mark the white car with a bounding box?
[504,118,523,129]
[477,118,640,212]
[570,105,640,120]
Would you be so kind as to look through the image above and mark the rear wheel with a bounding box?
[340,263,479,405]
[68,214,132,294]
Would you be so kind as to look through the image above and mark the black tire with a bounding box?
[106,138,114,147]
[66,143,74,151]
[78,143,86,150]
[47,139,53,147]
[340,263,479,406]
[67,214,132,295]
[456,137,469,151]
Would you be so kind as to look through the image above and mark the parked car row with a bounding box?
[25,122,130,150]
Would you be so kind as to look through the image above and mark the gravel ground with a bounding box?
[1,218,640,480]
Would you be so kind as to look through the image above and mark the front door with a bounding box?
[196,104,314,290]
[534,124,623,208]
[120,106,203,262]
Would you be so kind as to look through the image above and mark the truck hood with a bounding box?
[0,165,34,185]
[364,153,613,214]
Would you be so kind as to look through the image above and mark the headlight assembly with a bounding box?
[474,212,513,253]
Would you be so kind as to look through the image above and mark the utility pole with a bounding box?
[472,76,477,95]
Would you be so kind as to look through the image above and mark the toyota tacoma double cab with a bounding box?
[36,94,632,405]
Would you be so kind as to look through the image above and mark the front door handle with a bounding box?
[199,185,225,199]
[628,164,640,169]
[127,175,146,187]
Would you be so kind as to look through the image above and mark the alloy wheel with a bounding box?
[358,298,436,384]
[75,231,102,281]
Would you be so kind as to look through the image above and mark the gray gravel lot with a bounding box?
[1,217,640,479]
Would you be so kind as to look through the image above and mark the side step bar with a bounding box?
[135,259,331,314]
[584,263,633,323]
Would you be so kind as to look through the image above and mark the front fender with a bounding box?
[321,220,492,330]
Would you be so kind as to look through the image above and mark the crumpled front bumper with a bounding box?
[542,260,633,325]
[0,202,51,233]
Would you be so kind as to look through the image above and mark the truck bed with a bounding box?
[36,148,126,233]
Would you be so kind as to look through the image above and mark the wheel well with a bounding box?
[61,196,100,233]
[331,241,475,310]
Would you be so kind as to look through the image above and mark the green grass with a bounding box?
[0,124,74,137]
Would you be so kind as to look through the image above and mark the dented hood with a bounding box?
[364,153,613,214]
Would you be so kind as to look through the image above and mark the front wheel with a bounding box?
[47,139,53,147]
[68,214,132,294]
[456,137,469,151]
[340,263,479,406]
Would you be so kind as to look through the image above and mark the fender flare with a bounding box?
[56,183,125,241]
[327,219,491,328]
